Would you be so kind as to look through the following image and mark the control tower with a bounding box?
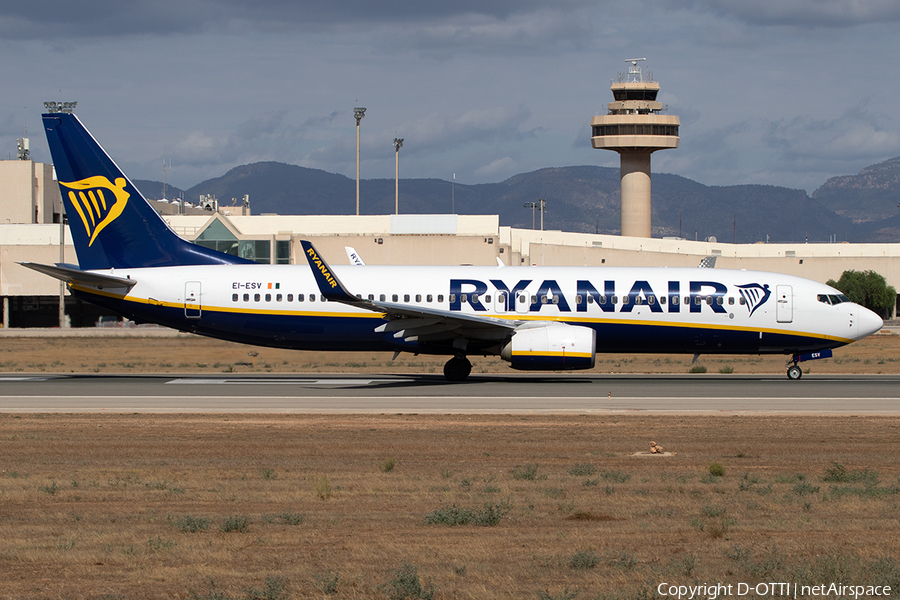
[591,59,679,238]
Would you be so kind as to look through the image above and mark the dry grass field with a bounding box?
[1,414,899,599]
[0,329,898,376]
[1,333,899,599]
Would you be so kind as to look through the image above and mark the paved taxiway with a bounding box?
[0,373,898,414]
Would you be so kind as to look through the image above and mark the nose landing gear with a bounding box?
[785,349,833,380]
[443,356,472,381]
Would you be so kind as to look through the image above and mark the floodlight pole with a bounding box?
[354,107,366,215]
[524,202,538,230]
[539,198,546,231]
[393,138,403,214]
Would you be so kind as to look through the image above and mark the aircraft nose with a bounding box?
[856,306,883,340]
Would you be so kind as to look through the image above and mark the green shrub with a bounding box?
[219,515,251,533]
[382,562,435,600]
[793,482,820,496]
[170,515,210,533]
[708,462,725,477]
[567,463,596,477]
[718,366,734,374]
[512,463,539,480]
[313,572,339,595]
[380,457,396,473]
[569,550,600,570]
[822,462,879,486]
[425,502,510,526]
[689,364,707,374]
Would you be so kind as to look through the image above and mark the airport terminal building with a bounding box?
[1,155,899,327]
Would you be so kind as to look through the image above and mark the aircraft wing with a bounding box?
[19,262,137,289]
[300,241,515,343]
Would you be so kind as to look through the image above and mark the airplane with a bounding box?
[23,111,883,381]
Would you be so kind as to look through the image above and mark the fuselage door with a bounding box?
[515,290,529,315]
[494,291,508,313]
[776,284,792,323]
[185,281,202,319]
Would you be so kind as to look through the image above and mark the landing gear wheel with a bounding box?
[443,357,472,382]
[786,364,802,380]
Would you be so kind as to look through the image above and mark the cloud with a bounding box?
[474,156,517,177]
[669,0,900,27]
[0,0,596,40]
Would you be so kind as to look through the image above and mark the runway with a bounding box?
[1,373,899,414]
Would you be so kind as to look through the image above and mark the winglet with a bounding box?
[300,240,359,303]
[345,246,366,265]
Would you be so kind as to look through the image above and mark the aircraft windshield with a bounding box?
[817,293,851,305]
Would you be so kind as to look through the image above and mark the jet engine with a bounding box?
[501,323,596,371]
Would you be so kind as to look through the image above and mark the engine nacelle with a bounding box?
[501,323,596,371]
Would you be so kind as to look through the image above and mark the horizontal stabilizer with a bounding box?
[18,262,136,289]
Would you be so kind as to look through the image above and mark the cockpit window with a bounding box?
[818,293,851,305]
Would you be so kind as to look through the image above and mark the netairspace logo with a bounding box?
[656,582,892,599]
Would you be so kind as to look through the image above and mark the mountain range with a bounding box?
[134,156,900,244]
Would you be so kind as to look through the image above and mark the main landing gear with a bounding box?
[786,361,802,380]
[443,356,472,382]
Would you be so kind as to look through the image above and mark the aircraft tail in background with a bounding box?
[42,112,251,271]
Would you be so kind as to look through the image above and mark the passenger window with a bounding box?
[380,294,386,302]
[612,296,618,304]
[540,295,548,304]
[438,295,444,303]
[694,296,702,305]
[232,293,238,302]
[392,294,399,302]
[287,294,293,302]
[518,295,526,304]
[728,297,734,305]
[660,296,666,305]
[461,294,468,303]
[416,294,422,302]
[298,294,305,302]
[265,294,272,302]
[368,294,374,301]
[310,294,316,302]
[484,295,491,303]
[622,295,629,305]
[575,295,583,305]
[449,294,456,303]
[531,295,537,304]
[552,296,559,305]
[254,293,261,302]
[716,297,724,305]
[706,297,713,306]
[243,293,250,302]
[739,297,746,305]
[648,296,655,305]
[404,294,410,302]
[671,296,679,305]
[634,296,642,305]
[277,294,283,302]
[427,294,433,302]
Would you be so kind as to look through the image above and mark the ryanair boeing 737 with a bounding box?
[23,112,883,381]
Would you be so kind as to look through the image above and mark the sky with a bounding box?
[2,0,900,195]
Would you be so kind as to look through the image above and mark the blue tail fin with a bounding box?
[43,112,252,270]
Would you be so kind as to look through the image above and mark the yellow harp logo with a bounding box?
[60,176,130,247]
